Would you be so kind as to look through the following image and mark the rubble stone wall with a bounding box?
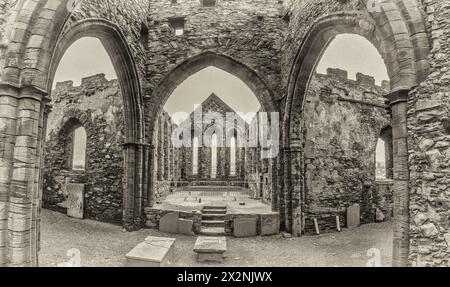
[43,74,125,224]
[303,69,391,234]
[407,0,450,267]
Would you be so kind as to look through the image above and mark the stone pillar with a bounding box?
[157,118,164,181]
[271,156,278,211]
[239,148,245,179]
[164,128,169,181]
[32,101,51,267]
[122,142,146,231]
[385,133,394,179]
[145,144,154,208]
[123,143,136,230]
[0,84,19,267]
[386,89,410,267]
[283,140,303,237]
[223,146,227,178]
[7,86,48,266]
[37,104,52,261]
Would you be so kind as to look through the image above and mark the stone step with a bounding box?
[202,214,226,221]
[200,227,226,236]
[202,209,227,215]
[202,220,225,228]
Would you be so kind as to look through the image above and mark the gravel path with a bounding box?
[39,209,393,267]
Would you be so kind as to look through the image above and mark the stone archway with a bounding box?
[0,1,147,266]
[283,7,430,267]
[147,51,280,210]
[48,19,147,232]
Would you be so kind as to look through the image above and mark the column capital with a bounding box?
[385,88,410,106]
[0,82,50,103]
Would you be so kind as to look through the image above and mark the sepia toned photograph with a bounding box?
[0,0,448,271]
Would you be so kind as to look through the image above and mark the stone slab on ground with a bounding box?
[159,212,179,234]
[178,218,195,235]
[347,203,360,228]
[126,236,176,267]
[260,213,280,236]
[66,184,84,219]
[233,217,257,237]
[193,236,227,263]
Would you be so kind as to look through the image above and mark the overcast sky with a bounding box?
[316,34,389,85]
[54,35,388,162]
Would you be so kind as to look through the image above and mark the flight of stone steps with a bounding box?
[200,206,227,236]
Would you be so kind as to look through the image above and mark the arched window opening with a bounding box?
[211,134,218,179]
[376,127,393,180]
[230,136,236,176]
[192,137,199,175]
[72,126,87,171]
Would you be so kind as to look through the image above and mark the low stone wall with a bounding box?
[144,208,202,233]
[225,213,279,236]
[304,208,346,234]
[144,207,280,237]
[303,180,394,235]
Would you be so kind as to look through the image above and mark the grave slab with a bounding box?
[233,217,257,237]
[260,213,280,236]
[193,236,227,263]
[159,212,179,233]
[126,236,176,267]
[347,203,361,228]
[66,184,84,219]
[178,218,195,235]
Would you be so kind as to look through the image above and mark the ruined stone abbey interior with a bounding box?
[0,0,449,267]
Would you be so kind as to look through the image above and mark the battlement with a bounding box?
[53,73,119,95]
[317,68,390,91]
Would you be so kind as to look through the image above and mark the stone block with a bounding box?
[346,203,360,228]
[420,223,438,237]
[126,236,176,267]
[259,213,280,236]
[159,212,179,234]
[193,236,227,263]
[177,218,195,235]
[66,184,84,219]
[233,217,257,237]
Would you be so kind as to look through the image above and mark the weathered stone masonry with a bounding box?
[43,74,124,224]
[407,0,450,267]
[303,69,392,234]
[280,0,431,266]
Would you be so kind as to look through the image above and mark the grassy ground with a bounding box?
[39,209,393,267]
